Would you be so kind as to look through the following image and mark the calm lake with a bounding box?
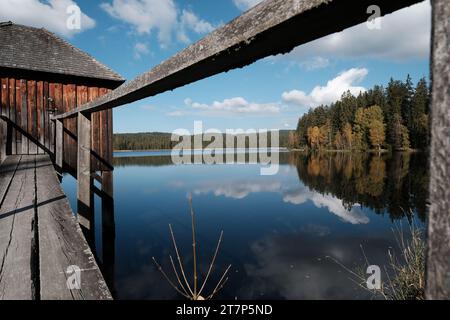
[61,151,428,300]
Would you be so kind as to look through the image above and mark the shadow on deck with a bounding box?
[0,155,111,300]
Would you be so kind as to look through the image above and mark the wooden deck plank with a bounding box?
[0,155,36,300]
[36,155,111,300]
[0,155,21,204]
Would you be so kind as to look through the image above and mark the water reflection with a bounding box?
[291,152,428,222]
[62,151,428,299]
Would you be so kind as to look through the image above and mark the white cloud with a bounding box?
[233,0,263,11]
[283,188,369,225]
[299,57,330,70]
[282,68,368,108]
[194,180,282,199]
[277,1,431,64]
[100,0,176,46]
[177,9,215,44]
[185,97,280,116]
[100,0,215,47]
[0,0,95,37]
[133,42,150,59]
[167,111,184,117]
[180,10,214,34]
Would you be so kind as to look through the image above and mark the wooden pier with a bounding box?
[0,155,111,300]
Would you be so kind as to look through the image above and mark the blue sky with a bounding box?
[0,0,431,133]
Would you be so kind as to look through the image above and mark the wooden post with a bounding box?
[101,171,114,198]
[101,170,115,295]
[6,122,12,155]
[426,0,450,300]
[55,119,63,172]
[0,119,5,162]
[77,112,93,232]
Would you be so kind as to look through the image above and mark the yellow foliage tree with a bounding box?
[307,126,321,149]
[369,119,386,151]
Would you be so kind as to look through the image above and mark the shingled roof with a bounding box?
[0,21,124,83]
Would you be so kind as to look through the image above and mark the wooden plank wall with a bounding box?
[0,76,112,172]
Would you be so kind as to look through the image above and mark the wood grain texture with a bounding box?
[0,155,36,299]
[0,155,112,300]
[27,80,37,154]
[36,155,112,300]
[77,113,92,231]
[1,78,8,118]
[54,0,422,119]
[426,0,450,300]
[55,120,63,172]
[20,80,28,154]
[15,80,21,153]
[0,76,112,172]
[8,79,15,154]
[63,84,76,169]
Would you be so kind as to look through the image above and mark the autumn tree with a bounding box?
[307,126,320,149]
[342,123,353,150]
[295,76,430,151]
[369,120,385,151]
[334,132,344,150]
[288,131,300,149]
[319,120,332,148]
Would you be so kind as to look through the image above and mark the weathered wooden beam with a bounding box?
[53,0,421,120]
[0,120,5,162]
[92,172,102,184]
[101,171,113,199]
[36,155,112,300]
[55,119,63,172]
[426,0,450,300]
[101,184,115,295]
[0,155,36,299]
[77,112,92,231]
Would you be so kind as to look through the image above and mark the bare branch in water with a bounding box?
[152,257,190,299]
[152,195,231,300]
[169,223,194,297]
[198,230,224,297]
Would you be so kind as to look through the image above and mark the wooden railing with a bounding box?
[49,0,450,298]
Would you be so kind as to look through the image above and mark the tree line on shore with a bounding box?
[113,131,293,150]
[290,76,430,151]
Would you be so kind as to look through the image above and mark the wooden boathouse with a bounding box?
[0,0,449,299]
[0,21,123,299]
[0,21,124,170]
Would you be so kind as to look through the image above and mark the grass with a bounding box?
[152,195,231,300]
[328,221,425,300]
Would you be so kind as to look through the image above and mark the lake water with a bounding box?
[61,151,428,300]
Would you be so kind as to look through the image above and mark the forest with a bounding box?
[113,130,294,150]
[113,76,429,153]
[291,76,430,151]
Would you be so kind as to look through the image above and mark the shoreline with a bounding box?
[114,147,290,153]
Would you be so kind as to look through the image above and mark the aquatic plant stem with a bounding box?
[169,255,189,297]
[207,264,232,300]
[198,230,224,297]
[188,195,198,299]
[169,224,194,296]
[152,257,190,299]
